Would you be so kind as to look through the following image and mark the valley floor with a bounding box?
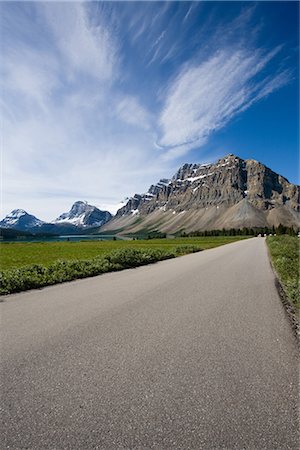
[0,236,248,294]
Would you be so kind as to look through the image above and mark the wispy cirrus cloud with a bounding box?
[2,1,180,220]
[1,1,297,220]
[115,95,152,130]
[158,46,291,158]
[1,45,59,115]
[1,2,167,219]
[1,2,119,117]
[40,2,118,82]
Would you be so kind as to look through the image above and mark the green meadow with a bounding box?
[0,236,248,294]
[1,236,248,270]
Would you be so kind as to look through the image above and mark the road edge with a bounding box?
[265,240,299,342]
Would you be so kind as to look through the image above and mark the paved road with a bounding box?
[1,238,298,449]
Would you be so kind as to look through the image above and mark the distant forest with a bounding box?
[180,224,298,237]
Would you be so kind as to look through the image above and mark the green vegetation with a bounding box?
[0,227,34,238]
[181,224,298,237]
[0,236,247,270]
[0,236,247,294]
[0,247,198,295]
[267,235,299,309]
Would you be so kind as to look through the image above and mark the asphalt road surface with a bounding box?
[1,238,299,449]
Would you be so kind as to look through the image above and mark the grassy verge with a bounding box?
[0,236,249,295]
[267,236,299,309]
[0,246,202,295]
[0,236,248,270]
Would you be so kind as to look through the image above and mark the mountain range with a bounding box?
[0,201,112,235]
[100,154,299,235]
[1,155,299,236]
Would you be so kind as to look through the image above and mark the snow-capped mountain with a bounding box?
[0,209,44,231]
[0,202,113,235]
[115,179,171,217]
[54,201,112,228]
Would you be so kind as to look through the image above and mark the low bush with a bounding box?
[0,246,202,295]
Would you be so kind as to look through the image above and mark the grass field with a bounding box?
[0,236,248,294]
[267,235,299,309]
[1,236,248,270]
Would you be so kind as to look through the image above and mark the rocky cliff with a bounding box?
[101,154,299,234]
[54,201,112,228]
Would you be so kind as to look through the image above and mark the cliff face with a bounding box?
[54,201,112,227]
[101,154,299,234]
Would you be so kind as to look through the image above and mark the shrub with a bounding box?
[0,246,202,295]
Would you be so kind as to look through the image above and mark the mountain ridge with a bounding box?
[2,155,299,236]
[100,154,299,234]
[0,209,45,231]
[0,201,112,235]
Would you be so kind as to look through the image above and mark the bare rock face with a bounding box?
[102,154,299,233]
[54,201,112,228]
[245,159,298,211]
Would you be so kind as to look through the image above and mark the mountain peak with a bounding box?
[0,201,113,233]
[107,154,299,232]
[54,201,112,228]
[73,200,88,206]
[11,209,27,216]
[0,209,44,230]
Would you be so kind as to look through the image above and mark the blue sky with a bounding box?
[1,1,298,220]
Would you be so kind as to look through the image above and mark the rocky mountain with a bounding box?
[0,209,44,231]
[0,202,112,235]
[54,201,112,228]
[100,154,299,234]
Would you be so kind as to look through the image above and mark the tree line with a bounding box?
[180,224,298,237]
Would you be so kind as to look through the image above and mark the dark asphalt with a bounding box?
[1,238,299,449]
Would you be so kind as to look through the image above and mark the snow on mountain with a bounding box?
[116,179,172,217]
[101,154,299,233]
[54,201,112,228]
[0,209,44,231]
[0,202,113,234]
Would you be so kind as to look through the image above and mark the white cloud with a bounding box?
[1,2,295,221]
[2,46,59,113]
[153,30,167,48]
[2,104,170,220]
[40,2,118,82]
[183,4,194,23]
[160,140,207,162]
[1,2,167,220]
[115,95,152,130]
[158,47,291,158]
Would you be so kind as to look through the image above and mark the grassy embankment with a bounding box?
[267,235,299,309]
[0,236,248,294]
